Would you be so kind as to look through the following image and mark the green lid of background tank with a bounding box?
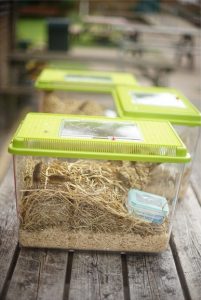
[116,86,201,126]
[8,113,190,163]
[35,68,138,91]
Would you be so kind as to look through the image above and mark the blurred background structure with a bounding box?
[0,0,200,184]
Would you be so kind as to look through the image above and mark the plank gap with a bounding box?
[190,182,201,206]
[0,243,20,300]
[36,249,48,300]
[170,237,191,300]
[121,254,131,300]
[63,251,74,300]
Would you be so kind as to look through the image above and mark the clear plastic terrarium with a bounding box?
[9,113,190,252]
[35,68,138,117]
[116,86,201,199]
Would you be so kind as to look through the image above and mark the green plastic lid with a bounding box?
[35,68,138,91]
[8,113,190,163]
[116,86,201,126]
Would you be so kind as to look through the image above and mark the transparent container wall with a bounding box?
[14,156,184,253]
[40,91,118,118]
[174,125,200,198]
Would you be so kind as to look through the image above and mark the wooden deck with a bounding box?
[0,163,200,300]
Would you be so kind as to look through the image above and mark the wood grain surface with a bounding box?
[0,167,201,300]
[171,187,201,300]
[69,252,124,300]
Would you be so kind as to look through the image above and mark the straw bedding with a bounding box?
[18,159,174,252]
[43,93,106,115]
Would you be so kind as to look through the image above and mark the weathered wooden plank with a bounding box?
[6,249,45,300]
[127,246,184,300]
[0,166,18,298]
[69,252,124,300]
[171,187,201,300]
[0,165,68,300]
[37,250,68,300]
[6,248,68,300]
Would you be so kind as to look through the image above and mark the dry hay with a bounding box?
[18,159,175,251]
[43,93,105,115]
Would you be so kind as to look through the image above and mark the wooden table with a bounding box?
[0,163,201,300]
[83,15,130,28]
[122,13,200,69]
[7,47,174,88]
[139,13,198,31]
